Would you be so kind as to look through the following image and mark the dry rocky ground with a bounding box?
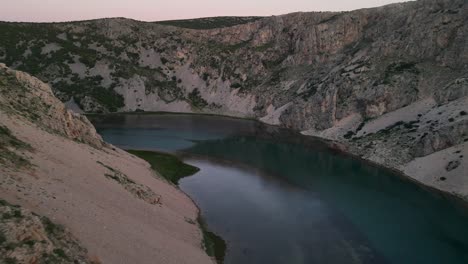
[0,64,214,263]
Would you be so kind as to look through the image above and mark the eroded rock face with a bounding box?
[0,0,465,119]
[0,64,103,148]
[0,200,92,264]
[0,64,213,264]
[0,0,467,198]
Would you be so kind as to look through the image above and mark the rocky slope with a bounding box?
[0,199,92,264]
[0,0,466,199]
[0,64,213,263]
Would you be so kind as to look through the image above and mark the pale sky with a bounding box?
[0,0,410,22]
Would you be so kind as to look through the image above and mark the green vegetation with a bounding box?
[0,69,52,122]
[0,230,6,245]
[0,22,130,112]
[198,216,226,264]
[262,55,287,70]
[97,161,136,184]
[90,86,125,112]
[187,88,208,109]
[96,161,116,172]
[198,40,250,57]
[254,42,274,52]
[0,126,30,149]
[299,82,318,100]
[386,62,420,74]
[354,120,420,141]
[127,150,200,184]
[154,16,263,30]
[0,125,32,167]
[266,66,287,85]
[383,61,420,84]
[55,75,124,113]
[52,248,69,260]
[153,79,184,103]
[97,161,162,205]
[230,83,242,89]
[0,199,89,264]
[41,216,64,236]
[344,130,355,139]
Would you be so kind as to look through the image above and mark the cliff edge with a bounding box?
[0,64,213,263]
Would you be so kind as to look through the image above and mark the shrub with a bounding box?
[187,88,208,108]
[344,131,355,139]
[230,83,242,88]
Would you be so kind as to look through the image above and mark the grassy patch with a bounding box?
[198,216,226,264]
[0,230,6,245]
[0,125,32,167]
[127,150,199,185]
[0,126,30,149]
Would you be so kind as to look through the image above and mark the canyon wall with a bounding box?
[0,64,213,263]
[0,0,467,199]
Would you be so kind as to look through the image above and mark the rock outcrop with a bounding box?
[0,63,103,147]
[0,0,467,199]
[0,66,213,263]
[0,199,92,264]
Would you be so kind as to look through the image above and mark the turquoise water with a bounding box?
[91,114,468,264]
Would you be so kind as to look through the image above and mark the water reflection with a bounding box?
[91,114,468,264]
[180,158,385,264]
[185,136,468,264]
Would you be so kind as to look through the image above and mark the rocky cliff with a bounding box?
[0,65,213,263]
[0,0,467,199]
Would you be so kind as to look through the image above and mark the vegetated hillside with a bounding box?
[0,64,214,263]
[154,16,264,29]
[0,0,467,199]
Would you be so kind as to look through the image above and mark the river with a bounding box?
[90,113,468,264]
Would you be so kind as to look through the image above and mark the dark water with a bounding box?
[90,114,468,264]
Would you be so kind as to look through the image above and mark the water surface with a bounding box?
[91,114,468,264]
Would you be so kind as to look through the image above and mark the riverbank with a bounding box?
[127,149,200,185]
[92,111,468,264]
[126,149,227,264]
[91,110,468,208]
[85,110,257,122]
[0,65,214,264]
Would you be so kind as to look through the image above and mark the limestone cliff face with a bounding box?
[0,0,467,198]
[0,63,103,147]
[0,65,213,263]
